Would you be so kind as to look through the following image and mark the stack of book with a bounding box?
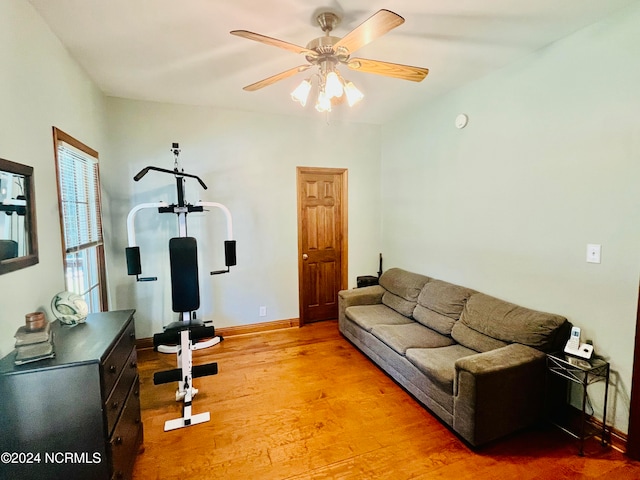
[13,321,54,365]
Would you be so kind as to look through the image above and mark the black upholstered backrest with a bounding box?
[169,237,200,312]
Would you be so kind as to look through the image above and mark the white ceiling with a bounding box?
[28,0,637,125]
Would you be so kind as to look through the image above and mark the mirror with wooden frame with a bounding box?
[0,157,38,274]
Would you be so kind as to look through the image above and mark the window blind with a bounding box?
[56,141,103,253]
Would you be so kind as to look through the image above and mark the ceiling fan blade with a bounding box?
[347,58,429,82]
[243,65,311,91]
[333,9,405,55]
[231,30,318,57]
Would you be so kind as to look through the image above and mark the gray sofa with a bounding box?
[338,268,570,447]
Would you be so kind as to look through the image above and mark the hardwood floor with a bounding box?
[132,320,640,479]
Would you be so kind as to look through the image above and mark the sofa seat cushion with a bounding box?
[406,345,477,393]
[345,304,413,332]
[457,293,568,352]
[413,280,475,335]
[379,268,431,317]
[371,323,455,356]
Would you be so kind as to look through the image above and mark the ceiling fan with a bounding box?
[230,9,429,112]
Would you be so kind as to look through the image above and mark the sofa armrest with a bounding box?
[453,343,547,446]
[339,285,385,307]
[338,285,385,325]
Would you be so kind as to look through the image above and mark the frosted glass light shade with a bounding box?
[344,81,364,107]
[291,79,312,106]
[315,90,332,112]
[325,71,344,99]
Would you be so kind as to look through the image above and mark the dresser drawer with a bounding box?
[105,347,138,436]
[109,376,142,480]
[101,320,136,397]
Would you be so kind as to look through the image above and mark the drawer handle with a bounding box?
[135,389,140,397]
[113,436,123,446]
[109,365,117,374]
[135,417,141,424]
[130,361,137,369]
[111,401,119,410]
[115,471,124,479]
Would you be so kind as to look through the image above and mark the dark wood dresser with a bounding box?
[0,310,143,480]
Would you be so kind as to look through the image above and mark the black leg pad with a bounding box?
[170,237,200,312]
[193,363,218,378]
[153,363,217,385]
[153,331,179,347]
[190,325,216,342]
[154,368,182,385]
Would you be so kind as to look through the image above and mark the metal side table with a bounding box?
[546,352,609,455]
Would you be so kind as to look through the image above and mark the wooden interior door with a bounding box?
[297,167,348,325]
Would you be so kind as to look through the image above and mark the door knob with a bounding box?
[302,253,308,260]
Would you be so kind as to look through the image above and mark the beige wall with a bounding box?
[380,3,640,433]
[0,0,107,357]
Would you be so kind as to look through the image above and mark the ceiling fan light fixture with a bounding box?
[234,9,429,114]
[344,81,364,107]
[291,78,312,106]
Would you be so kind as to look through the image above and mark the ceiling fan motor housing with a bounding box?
[316,11,341,32]
[305,36,349,64]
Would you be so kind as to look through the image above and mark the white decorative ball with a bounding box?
[51,291,89,325]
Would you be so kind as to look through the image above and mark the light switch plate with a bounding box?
[586,244,601,264]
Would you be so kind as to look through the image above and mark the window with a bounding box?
[53,127,107,312]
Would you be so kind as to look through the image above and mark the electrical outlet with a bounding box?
[259,306,267,317]
[586,244,601,264]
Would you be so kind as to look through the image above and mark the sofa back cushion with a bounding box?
[453,293,568,353]
[412,280,475,335]
[451,322,509,352]
[379,268,431,317]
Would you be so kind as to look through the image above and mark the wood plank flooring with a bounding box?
[132,320,640,479]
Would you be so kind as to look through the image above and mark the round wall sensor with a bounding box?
[455,114,468,129]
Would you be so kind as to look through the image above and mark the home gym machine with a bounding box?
[125,143,236,431]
